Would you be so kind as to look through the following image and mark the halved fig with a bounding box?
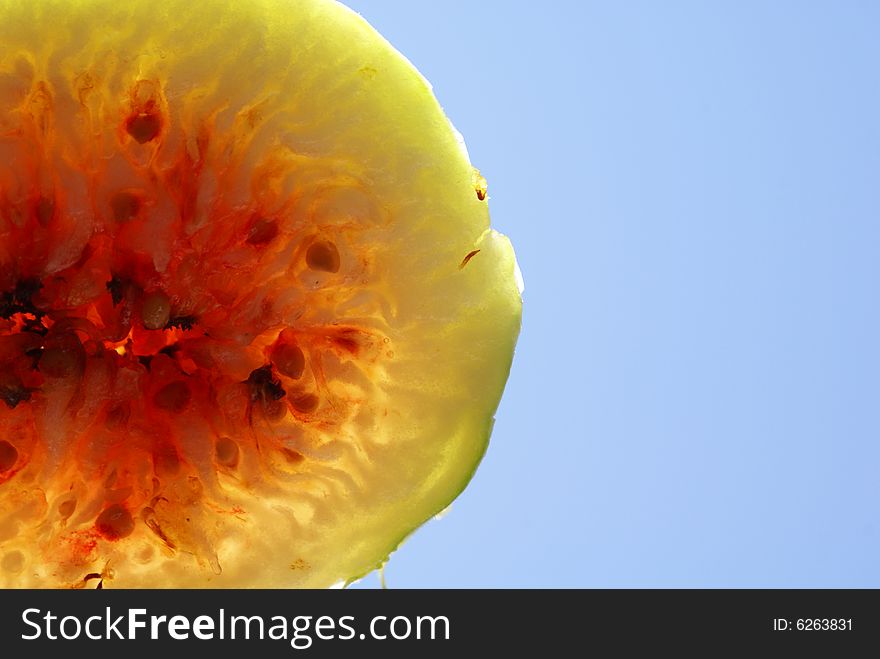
[0,0,522,587]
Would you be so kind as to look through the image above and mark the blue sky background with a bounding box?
[344,1,880,587]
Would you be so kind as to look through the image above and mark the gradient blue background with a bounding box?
[344,1,880,587]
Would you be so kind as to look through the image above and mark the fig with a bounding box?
[0,0,521,587]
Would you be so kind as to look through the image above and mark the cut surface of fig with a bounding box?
[0,0,521,588]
